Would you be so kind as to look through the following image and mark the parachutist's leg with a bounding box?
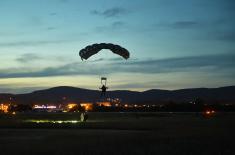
[100,91,106,98]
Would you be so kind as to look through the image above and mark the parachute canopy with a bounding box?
[79,43,130,60]
[101,77,107,80]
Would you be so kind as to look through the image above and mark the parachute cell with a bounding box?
[79,43,130,60]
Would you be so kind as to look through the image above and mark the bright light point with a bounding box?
[71,120,78,123]
[25,120,80,124]
[33,105,57,109]
[0,104,9,113]
[67,103,77,109]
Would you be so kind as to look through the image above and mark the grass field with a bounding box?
[0,112,234,155]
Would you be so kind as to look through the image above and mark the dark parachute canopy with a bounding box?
[79,43,130,60]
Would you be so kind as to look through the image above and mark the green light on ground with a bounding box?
[24,120,80,124]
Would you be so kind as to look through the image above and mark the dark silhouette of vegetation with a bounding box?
[8,104,32,112]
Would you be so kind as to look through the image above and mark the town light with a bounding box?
[80,103,93,111]
[67,103,77,109]
[0,103,9,113]
[33,105,57,109]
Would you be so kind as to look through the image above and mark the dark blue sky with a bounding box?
[0,0,234,93]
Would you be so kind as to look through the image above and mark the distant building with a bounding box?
[32,104,59,112]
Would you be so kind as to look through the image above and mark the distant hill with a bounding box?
[0,86,235,105]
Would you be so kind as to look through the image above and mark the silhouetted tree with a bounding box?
[8,104,32,112]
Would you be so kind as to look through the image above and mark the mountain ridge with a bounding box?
[0,86,235,105]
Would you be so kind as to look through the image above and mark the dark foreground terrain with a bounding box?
[0,112,234,155]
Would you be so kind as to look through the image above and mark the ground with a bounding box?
[0,112,234,155]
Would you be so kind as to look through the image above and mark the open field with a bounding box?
[0,112,235,155]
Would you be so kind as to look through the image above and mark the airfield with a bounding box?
[0,112,234,155]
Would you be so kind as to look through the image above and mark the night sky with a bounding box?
[0,0,234,93]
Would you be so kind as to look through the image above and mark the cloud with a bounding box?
[158,19,235,42]
[15,53,75,65]
[112,21,125,28]
[0,39,73,47]
[0,53,234,79]
[28,16,44,27]
[95,21,126,33]
[213,32,235,42]
[16,53,42,63]
[0,84,47,94]
[170,21,198,29]
[49,13,57,16]
[112,81,167,90]
[156,20,199,29]
[0,62,104,78]
[47,27,57,30]
[91,57,125,62]
[91,7,128,18]
[119,53,235,73]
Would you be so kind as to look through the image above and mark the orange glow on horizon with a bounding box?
[97,102,112,107]
[80,103,93,111]
[67,103,77,109]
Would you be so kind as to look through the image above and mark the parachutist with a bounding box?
[78,43,130,99]
[100,85,108,97]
